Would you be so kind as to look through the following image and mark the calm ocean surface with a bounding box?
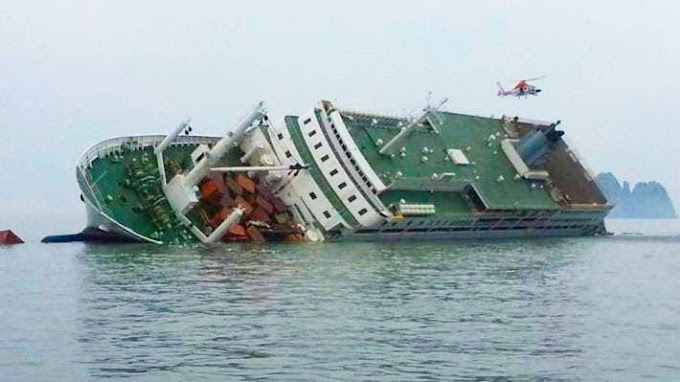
[1,218,679,381]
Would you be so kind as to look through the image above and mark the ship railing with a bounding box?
[339,108,405,122]
[505,115,554,127]
[77,135,220,171]
[560,135,598,183]
[562,203,611,211]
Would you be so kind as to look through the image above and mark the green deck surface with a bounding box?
[86,143,207,243]
[84,140,242,244]
[341,111,560,216]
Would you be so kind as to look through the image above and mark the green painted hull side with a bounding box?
[79,136,231,244]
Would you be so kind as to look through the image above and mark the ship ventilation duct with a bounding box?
[515,121,563,167]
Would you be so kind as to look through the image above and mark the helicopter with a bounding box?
[497,76,546,98]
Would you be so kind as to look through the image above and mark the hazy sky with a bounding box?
[1,0,678,217]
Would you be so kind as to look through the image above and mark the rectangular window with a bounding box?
[321,154,330,162]
[303,117,312,125]
[330,169,338,176]
[314,142,323,150]
[309,192,317,200]
[285,151,292,158]
[338,182,347,190]
[358,208,368,216]
[323,210,331,219]
[308,130,317,137]
[277,133,284,140]
[348,195,357,203]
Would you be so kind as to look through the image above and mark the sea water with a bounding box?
[1,217,679,381]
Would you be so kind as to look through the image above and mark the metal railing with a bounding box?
[77,135,220,171]
[561,135,598,183]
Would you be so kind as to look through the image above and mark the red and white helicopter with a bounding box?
[497,76,546,98]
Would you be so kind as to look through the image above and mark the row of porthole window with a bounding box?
[282,116,372,221]
[291,114,377,199]
[326,119,378,195]
[310,191,367,219]
[302,116,372,218]
[275,126,343,221]
[277,117,314,157]
[382,218,595,228]
[275,132,295,160]
[357,224,590,234]
[304,125,364,211]
[318,207,368,220]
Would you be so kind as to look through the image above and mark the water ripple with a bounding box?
[2,235,680,380]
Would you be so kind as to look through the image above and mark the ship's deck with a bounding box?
[82,138,243,244]
[340,111,560,216]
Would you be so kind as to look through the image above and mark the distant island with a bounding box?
[595,173,677,219]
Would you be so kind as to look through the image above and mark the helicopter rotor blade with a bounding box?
[524,75,547,82]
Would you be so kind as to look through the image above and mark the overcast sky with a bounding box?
[1,0,678,218]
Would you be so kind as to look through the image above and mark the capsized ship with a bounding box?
[71,99,611,244]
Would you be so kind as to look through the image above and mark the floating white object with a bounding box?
[398,203,436,216]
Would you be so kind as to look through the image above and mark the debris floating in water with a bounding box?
[41,227,139,243]
[0,230,24,245]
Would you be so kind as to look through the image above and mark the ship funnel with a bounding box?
[515,123,564,167]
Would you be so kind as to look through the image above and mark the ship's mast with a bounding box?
[155,102,267,243]
[378,97,447,156]
[183,102,267,186]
